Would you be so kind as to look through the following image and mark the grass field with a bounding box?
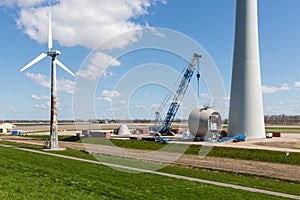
[0,142,300,199]
[78,138,300,165]
[1,145,293,200]
[221,126,300,133]
[265,127,300,133]
[10,134,300,165]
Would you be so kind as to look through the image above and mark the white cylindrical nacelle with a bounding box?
[188,106,222,140]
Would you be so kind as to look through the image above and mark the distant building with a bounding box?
[0,123,16,133]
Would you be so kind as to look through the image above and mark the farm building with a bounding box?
[0,123,16,133]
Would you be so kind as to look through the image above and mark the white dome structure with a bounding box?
[188,106,222,140]
[118,124,131,135]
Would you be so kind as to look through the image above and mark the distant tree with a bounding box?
[223,119,228,124]
[264,115,300,125]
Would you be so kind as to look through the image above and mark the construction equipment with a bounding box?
[155,135,170,144]
[156,53,201,136]
[217,134,246,143]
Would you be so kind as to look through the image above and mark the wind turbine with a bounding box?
[20,11,75,150]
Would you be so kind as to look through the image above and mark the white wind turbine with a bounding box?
[20,11,75,150]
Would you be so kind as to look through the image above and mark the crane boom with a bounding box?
[159,53,201,135]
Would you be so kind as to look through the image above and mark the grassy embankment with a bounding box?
[0,142,299,199]
[7,134,300,165]
[79,137,300,165]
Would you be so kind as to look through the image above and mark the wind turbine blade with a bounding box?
[20,53,47,72]
[55,59,75,76]
[48,10,53,51]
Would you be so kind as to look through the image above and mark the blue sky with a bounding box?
[0,0,299,120]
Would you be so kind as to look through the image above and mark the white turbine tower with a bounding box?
[228,0,265,138]
[20,11,75,149]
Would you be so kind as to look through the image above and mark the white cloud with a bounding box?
[294,82,300,88]
[97,90,121,102]
[200,93,210,99]
[104,71,116,77]
[262,84,291,94]
[102,90,121,98]
[97,97,113,103]
[264,100,300,115]
[134,105,147,110]
[34,101,50,110]
[25,72,50,89]
[222,96,230,101]
[34,100,63,110]
[77,52,121,80]
[57,79,75,94]
[25,72,74,94]
[0,0,44,8]
[145,21,165,38]
[119,100,127,105]
[7,0,166,49]
[31,94,50,100]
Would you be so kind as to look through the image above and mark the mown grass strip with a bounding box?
[80,138,300,165]
[265,128,300,133]
[0,145,289,200]
[16,135,82,142]
[2,135,300,165]
[54,148,300,196]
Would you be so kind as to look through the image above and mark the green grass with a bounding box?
[0,140,44,150]
[53,146,300,196]
[79,138,300,165]
[19,135,82,142]
[61,149,300,196]
[160,166,300,196]
[222,125,300,133]
[1,141,300,197]
[265,127,300,133]
[2,135,300,165]
[0,145,289,200]
[193,146,300,165]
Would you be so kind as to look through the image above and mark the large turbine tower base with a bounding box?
[228,0,265,138]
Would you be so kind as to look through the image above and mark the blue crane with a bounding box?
[157,53,201,135]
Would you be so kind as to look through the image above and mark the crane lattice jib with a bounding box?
[155,111,163,129]
[159,53,201,135]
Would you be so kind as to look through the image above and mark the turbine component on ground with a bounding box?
[188,105,222,140]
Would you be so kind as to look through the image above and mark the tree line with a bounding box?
[264,115,300,125]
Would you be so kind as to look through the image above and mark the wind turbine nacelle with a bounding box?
[47,50,61,57]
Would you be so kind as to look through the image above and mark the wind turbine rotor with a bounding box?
[48,10,53,52]
[54,59,75,77]
[20,53,48,72]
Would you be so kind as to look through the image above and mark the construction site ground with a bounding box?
[0,132,299,182]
